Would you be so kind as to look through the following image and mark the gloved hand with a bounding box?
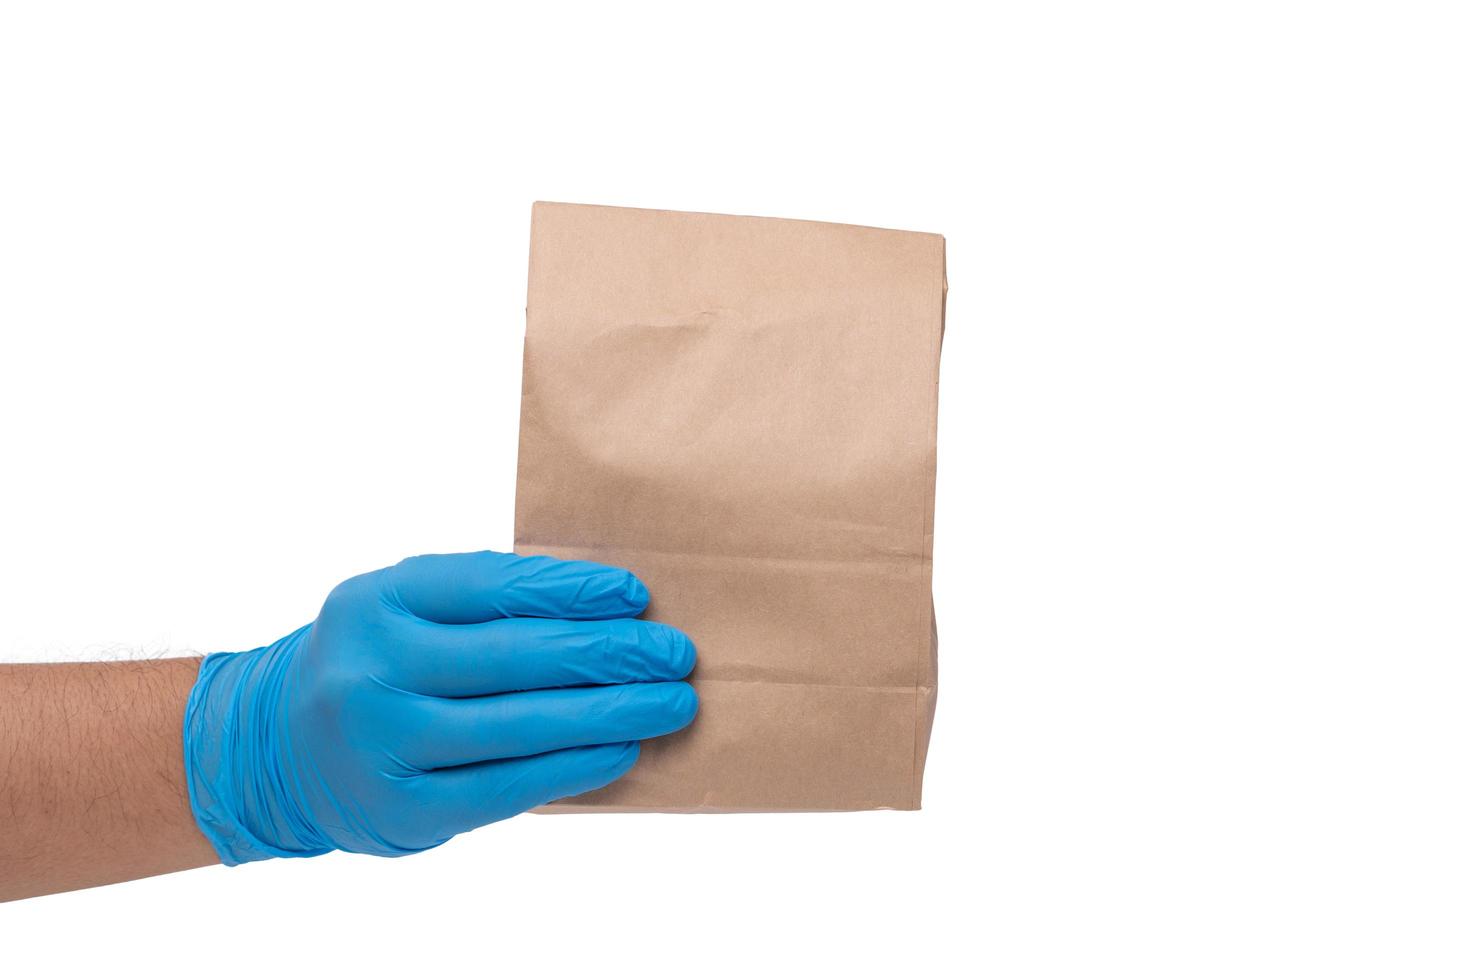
[183,550,697,865]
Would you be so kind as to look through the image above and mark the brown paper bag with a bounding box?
[515,202,944,811]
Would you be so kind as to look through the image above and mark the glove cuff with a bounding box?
[183,632,333,866]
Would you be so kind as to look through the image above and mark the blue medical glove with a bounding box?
[183,550,697,865]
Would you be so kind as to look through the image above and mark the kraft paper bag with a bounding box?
[515,202,944,811]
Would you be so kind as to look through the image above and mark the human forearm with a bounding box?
[0,658,219,901]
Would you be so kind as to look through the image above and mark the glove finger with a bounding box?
[400,682,697,770]
[418,742,640,836]
[390,616,695,697]
[383,551,648,624]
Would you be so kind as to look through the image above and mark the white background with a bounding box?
[1,2,1466,976]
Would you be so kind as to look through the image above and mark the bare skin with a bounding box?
[0,659,220,902]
